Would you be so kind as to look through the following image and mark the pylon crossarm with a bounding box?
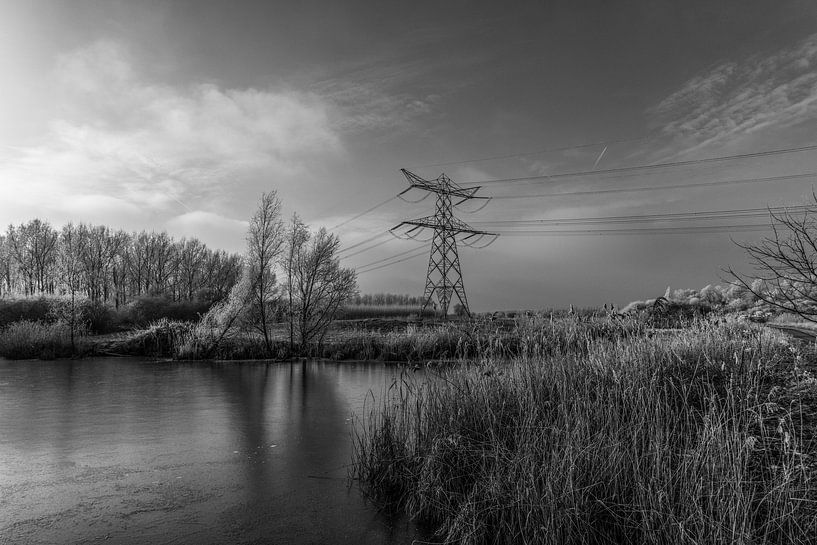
[461,234,485,246]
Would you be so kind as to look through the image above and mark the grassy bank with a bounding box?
[353,319,817,544]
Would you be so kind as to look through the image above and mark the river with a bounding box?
[0,358,421,544]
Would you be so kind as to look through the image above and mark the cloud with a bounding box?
[314,75,440,134]
[62,194,144,224]
[165,210,249,253]
[0,40,341,239]
[649,33,817,156]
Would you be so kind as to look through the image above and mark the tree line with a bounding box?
[0,219,242,305]
[348,293,424,306]
[0,191,361,356]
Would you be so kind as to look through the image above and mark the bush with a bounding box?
[124,295,213,327]
[0,297,53,327]
[0,320,83,359]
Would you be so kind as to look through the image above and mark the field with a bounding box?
[353,315,817,544]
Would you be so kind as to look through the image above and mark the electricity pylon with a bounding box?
[391,169,498,317]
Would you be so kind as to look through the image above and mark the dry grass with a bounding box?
[353,319,817,544]
[0,320,84,359]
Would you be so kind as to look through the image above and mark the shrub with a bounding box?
[125,295,212,327]
[0,297,53,327]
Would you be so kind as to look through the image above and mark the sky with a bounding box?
[3,0,817,310]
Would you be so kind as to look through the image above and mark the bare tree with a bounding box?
[283,213,309,353]
[58,223,86,352]
[7,220,59,295]
[289,227,357,351]
[0,234,9,297]
[178,238,207,300]
[247,191,285,355]
[728,195,817,322]
[78,225,128,303]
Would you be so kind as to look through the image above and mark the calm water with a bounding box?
[0,358,420,544]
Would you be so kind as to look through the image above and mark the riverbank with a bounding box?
[0,313,643,363]
[353,319,817,544]
[81,314,641,362]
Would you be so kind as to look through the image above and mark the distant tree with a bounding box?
[289,227,357,351]
[247,192,285,355]
[728,196,817,322]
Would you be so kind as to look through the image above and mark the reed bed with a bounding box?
[0,320,84,359]
[353,320,817,544]
[327,316,642,363]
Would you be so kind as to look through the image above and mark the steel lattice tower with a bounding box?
[391,169,497,317]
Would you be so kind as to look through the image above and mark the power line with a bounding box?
[327,149,817,233]
[497,223,771,236]
[409,134,652,169]
[462,144,817,186]
[357,247,429,275]
[489,172,817,200]
[473,205,809,227]
[340,237,394,259]
[329,195,399,231]
[353,244,426,270]
[337,231,390,254]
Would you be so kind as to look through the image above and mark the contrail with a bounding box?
[592,145,607,169]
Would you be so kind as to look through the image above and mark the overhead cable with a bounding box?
[462,144,817,186]
[489,172,817,200]
[329,195,399,231]
[356,248,429,275]
[473,205,809,227]
[410,134,652,169]
[497,223,771,236]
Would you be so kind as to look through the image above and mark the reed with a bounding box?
[353,320,817,544]
[0,320,84,359]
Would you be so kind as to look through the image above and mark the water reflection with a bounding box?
[0,358,419,544]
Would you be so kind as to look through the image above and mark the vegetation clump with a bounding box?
[353,318,817,544]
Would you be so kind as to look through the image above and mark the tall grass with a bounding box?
[328,315,642,362]
[0,320,84,359]
[353,320,817,544]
